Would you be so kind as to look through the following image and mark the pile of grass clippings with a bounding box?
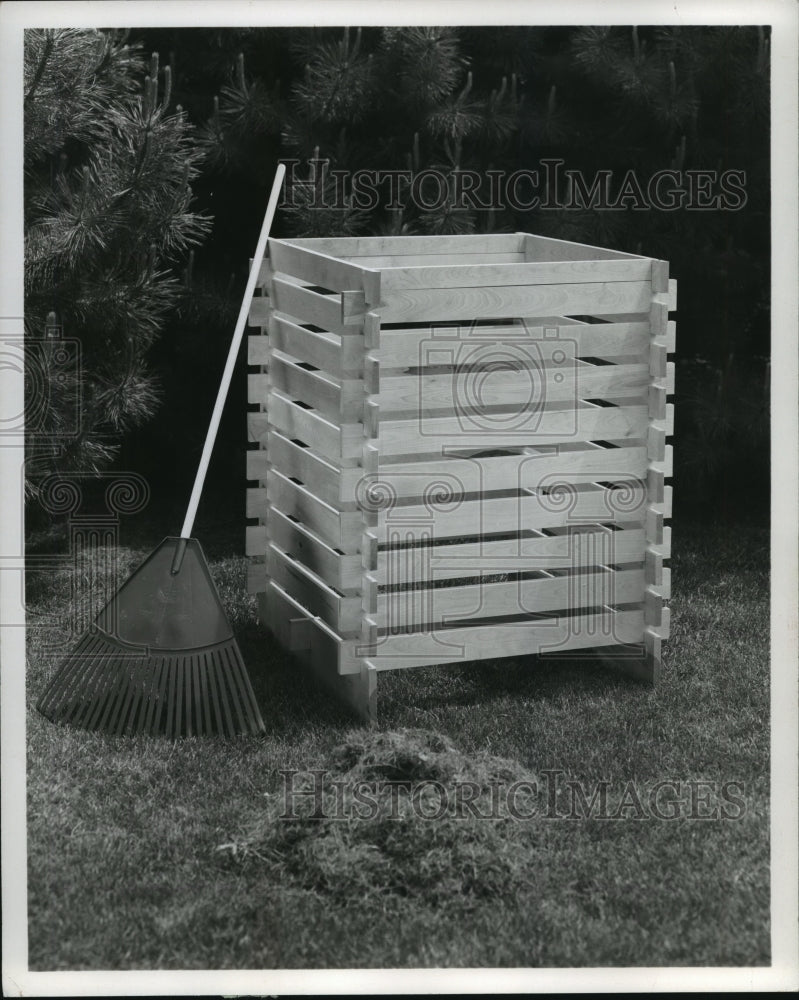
[218,729,544,906]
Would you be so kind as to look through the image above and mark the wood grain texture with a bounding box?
[377,257,652,292]
[357,444,648,499]
[375,567,645,631]
[374,401,649,456]
[373,320,650,369]
[367,483,649,539]
[267,506,362,591]
[377,280,652,324]
[375,526,646,587]
[346,609,646,672]
[271,276,357,333]
[343,251,527,268]
[270,314,363,376]
[264,468,363,550]
[522,232,648,263]
[268,542,361,634]
[284,233,526,257]
[376,361,649,414]
[268,238,381,304]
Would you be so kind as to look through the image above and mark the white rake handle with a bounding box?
[172,163,285,571]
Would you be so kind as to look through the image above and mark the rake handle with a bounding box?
[172,163,286,575]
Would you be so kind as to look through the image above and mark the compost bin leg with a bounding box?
[258,586,378,725]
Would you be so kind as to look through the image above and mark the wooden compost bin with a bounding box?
[246,233,675,723]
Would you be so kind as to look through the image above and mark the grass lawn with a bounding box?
[25,518,769,969]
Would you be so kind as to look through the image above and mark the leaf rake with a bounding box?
[37,164,287,737]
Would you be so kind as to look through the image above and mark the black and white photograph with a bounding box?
[1,0,797,994]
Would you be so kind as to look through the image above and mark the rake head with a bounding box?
[36,538,265,737]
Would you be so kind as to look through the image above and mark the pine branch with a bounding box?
[24,29,55,105]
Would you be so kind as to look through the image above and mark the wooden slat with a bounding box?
[267,390,364,461]
[268,543,361,633]
[377,280,652,324]
[246,448,269,482]
[248,296,270,328]
[267,239,380,303]
[650,444,673,479]
[651,260,669,293]
[268,506,361,591]
[374,526,646,586]
[375,402,649,456]
[267,350,364,421]
[372,482,646,539]
[248,334,270,366]
[378,257,652,293]
[270,314,362,376]
[376,567,646,630]
[255,399,650,461]
[346,608,645,672]
[266,431,356,508]
[522,233,647,263]
[246,525,267,556]
[284,233,526,257]
[346,252,527,268]
[247,560,267,594]
[266,469,362,550]
[246,487,266,519]
[271,277,356,333]
[377,361,649,414]
[667,320,677,352]
[247,372,269,405]
[373,320,650,369]
[248,411,268,444]
[364,444,648,500]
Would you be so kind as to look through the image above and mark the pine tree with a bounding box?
[194,26,520,237]
[24,28,210,495]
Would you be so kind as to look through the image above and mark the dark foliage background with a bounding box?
[27,25,770,538]
[23,29,210,507]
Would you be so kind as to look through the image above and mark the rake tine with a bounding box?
[191,654,203,737]
[227,642,263,733]
[205,654,227,736]
[198,654,213,736]
[136,656,159,735]
[67,639,115,727]
[113,653,149,736]
[211,653,236,738]
[219,643,247,733]
[39,630,99,718]
[78,643,125,730]
[95,653,137,733]
[165,656,179,739]
[148,655,171,736]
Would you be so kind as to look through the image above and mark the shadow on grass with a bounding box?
[234,619,362,736]
[235,614,640,737]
